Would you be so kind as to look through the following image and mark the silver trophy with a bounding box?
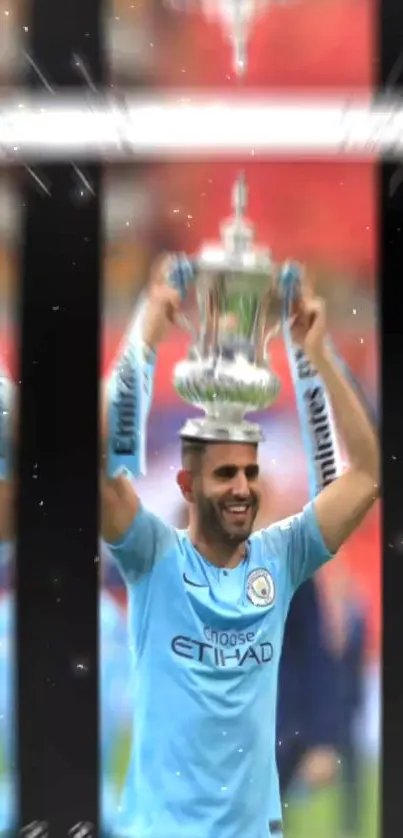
[171,174,302,443]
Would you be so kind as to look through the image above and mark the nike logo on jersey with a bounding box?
[183,573,208,588]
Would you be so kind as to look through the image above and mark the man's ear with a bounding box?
[176,469,195,503]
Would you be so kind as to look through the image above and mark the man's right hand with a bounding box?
[141,255,183,352]
[100,253,181,442]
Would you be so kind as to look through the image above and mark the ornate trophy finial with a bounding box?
[221,172,255,257]
[233,171,247,217]
[199,0,270,76]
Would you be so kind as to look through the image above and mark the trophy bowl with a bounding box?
[171,174,300,443]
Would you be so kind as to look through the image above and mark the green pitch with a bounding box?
[110,734,379,838]
[284,762,379,838]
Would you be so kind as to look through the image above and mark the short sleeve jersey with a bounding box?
[109,502,332,838]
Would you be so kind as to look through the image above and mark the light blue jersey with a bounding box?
[100,589,133,834]
[0,591,15,836]
[109,502,332,838]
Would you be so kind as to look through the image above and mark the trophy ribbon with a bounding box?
[280,263,342,499]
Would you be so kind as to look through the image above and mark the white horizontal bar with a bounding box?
[0,94,399,159]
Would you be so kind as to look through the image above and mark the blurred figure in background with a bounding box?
[277,578,341,799]
[256,475,342,812]
[337,580,367,838]
[282,571,368,838]
[100,547,133,837]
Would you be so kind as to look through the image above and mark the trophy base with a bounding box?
[180,416,264,444]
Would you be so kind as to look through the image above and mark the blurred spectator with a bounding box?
[254,475,342,798]
[337,588,367,838]
[277,578,341,798]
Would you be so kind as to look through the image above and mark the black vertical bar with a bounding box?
[379,0,403,91]
[380,0,403,831]
[19,0,103,828]
[380,165,403,838]
[17,167,101,833]
[26,0,104,89]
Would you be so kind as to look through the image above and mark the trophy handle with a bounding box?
[174,312,199,343]
[263,323,282,356]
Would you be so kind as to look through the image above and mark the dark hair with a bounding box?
[180,438,208,472]
[180,437,258,473]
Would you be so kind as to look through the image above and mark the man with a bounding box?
[174,491,341,800]
[101,268,379,838]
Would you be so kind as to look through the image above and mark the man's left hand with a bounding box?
[290,294,328,366]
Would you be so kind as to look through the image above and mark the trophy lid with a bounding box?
[180,416,265,444]
[196,173,273,275]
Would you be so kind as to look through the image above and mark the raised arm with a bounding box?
[100,258,181,575]
[291,296,379,555]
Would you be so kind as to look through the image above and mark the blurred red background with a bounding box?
[101,160,380,659]
[108,0,374,90]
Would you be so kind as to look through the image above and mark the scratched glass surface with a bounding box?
[100,160,380,838]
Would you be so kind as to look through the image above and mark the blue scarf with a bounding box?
[279,263,342,499]
[106,296,155,480]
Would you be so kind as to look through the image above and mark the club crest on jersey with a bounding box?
[247,568,275,608]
